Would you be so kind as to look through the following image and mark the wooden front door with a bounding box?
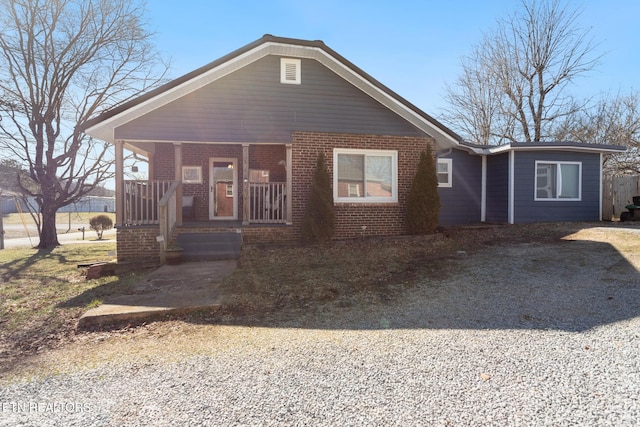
[209,158,237,220]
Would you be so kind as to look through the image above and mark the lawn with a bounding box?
[0,225,480,371]
[0,242,145,367]
[1,211,116,239]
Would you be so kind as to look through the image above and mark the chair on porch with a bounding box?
[264,188,286,221]
[182,195,196,221]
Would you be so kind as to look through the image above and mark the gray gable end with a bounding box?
[115,55,423,143]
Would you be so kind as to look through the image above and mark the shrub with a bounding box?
[302,151,335,243]
[406,145,441,234]
[89,214,114,240]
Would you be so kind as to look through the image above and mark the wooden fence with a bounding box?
[602,175,640,220]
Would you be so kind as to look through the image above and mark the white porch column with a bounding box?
[286,144,293,225]
[147,152,155,181]
[174,142,183,225]
[242,144,250,225]
[115,140,124,227]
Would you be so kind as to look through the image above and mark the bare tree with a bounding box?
[442,0,601,144]
[554,91,640,174]
[0,0,168,248]
[442,45,514,145]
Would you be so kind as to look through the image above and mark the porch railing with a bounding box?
[249,182,287,223]
[158,181,180,254]
[123,180,174,225]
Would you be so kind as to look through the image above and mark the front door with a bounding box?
[209,158,237,220]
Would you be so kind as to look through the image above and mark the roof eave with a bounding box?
[478,143,627,155]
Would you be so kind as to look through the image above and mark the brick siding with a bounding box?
[118,132,434,263]
[153,143,287,221]
[116,226,162,265]
[291,131,434,239]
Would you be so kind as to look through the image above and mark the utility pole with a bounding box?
[0,189,4,250]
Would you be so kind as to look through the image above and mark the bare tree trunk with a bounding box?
[38,202,60,248]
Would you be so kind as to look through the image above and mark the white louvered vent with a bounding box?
[280,58,301,84]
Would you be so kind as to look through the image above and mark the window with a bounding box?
[226,184,233,197]
[437,158,452,188]
[280,58,301,84]
[535,161,581,201]
[334,149,398,203]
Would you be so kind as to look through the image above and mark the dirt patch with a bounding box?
[3,221,639,379]
[213,222,603,319]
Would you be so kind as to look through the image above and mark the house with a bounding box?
[82,35,625,264]
[436,140,627,226]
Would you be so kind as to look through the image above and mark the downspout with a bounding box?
[481,155,487,222]
[599,152,603,221]
[509,150,515,224]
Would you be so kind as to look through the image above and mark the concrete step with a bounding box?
[175,231,242,261]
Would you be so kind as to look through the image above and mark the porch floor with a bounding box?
[178,220,289,228]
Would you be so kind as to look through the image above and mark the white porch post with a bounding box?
[174,143,183,225]
[242,144,250,225]
[115,140,124,227]
[286,144,293,225]
[147,152,154,180]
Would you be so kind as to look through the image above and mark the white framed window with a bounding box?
[226,184,233,197]
[334,149,398,203]
[437,158,452,188]
[280,58,301,84]
[535,161,582,201]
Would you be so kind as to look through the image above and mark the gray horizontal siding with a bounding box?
[438,149,482,225]
[115,55,423,142]
[513,151,601,223]
[485,153,509,223]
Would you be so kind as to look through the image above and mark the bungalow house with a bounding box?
[82,35,625,264]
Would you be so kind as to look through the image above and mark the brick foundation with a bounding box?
[116,226,162,264]
[241,225,296,244]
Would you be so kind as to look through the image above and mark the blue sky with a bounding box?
[146,0,639,117]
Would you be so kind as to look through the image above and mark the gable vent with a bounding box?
[281,58,301,84]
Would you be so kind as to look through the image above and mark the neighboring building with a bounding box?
[1,195,115,214]
[82,35,625,264]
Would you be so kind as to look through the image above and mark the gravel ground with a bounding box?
[1,228,639,426]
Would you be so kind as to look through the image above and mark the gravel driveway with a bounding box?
[1,227,639,426]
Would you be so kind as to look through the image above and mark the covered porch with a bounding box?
[113,140,293,263]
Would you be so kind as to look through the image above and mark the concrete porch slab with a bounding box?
[78,260,237,329]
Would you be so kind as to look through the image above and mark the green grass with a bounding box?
[1,211,116,239]
[0,242,146,357]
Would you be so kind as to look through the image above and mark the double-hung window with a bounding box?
[334,149,398,203]
[535,161,581,201]
[437,158,452,187]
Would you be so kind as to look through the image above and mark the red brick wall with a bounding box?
[116,226,162,264]
[152,143,286,221]
[242,226,296,244]
[249,145,287,182]
[291,132,434,240]
[153,143,175,181]
[145,133,435,244]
